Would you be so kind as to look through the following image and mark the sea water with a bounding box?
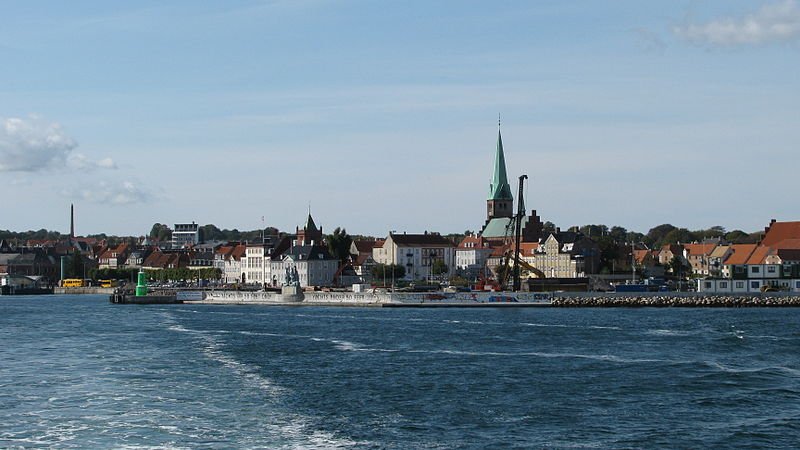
[2,295,800,448]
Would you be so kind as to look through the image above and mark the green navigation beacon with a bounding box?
[135,270,148,297]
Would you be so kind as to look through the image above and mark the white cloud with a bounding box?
[70,180,154,205]
[0,115,118,172]
[96,157,117,169]
[0,116,76,171]
[673,1,800,47]
[67,153,118,170]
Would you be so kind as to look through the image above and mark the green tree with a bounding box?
[371,263,405,281]
[67,250,85,279]
[149,223,172,241]
[431,259,448,276]
[646,224,677,247]
[542,221,557,236]
[662,228,694,245]
[494,264,510,285]
[327,227,353,262]
[669,255,688,278]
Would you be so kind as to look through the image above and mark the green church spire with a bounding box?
[488,126,513,201]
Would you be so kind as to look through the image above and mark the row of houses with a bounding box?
[631,220,800,293]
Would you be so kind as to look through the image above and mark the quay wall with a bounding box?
[188,289,800,307]
[55,287,114,295]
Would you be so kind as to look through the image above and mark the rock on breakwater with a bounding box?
[552,295,800,307]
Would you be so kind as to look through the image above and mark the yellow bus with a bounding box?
[99,279,116,288]
[62,278,85,287]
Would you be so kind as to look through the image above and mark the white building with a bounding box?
[269,245,338,287]
[373,232,455,281]
[215,244,246,284]
[172,222,199,248]
[242,244,268,285]
[455,234,493,278]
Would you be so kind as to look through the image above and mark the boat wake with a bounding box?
[161,314,363,449]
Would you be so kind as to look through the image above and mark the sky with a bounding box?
[1,0,799,237]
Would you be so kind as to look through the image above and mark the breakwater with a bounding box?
[553,293,800,307]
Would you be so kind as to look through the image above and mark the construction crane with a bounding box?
[513,174,528,291]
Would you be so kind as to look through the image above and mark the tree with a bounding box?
[662,228,694,245]
[199,224,224,241]
[149,223,172,241]
[579,224,609,238]
[67,249,85,279]
[371,263,405,281]
[494,264,510,285]
[724,230,750,243]
[542,221,557,236]
[327,227,353,262]
[646,224,677,247]
[431,259,448,276]
[669,256,688,278]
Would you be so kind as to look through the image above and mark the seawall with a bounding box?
[552,293,800,307]
[54,287,115,295]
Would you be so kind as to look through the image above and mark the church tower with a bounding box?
[486,126,513,221]
[296,212,323,246]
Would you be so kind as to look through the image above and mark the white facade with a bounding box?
[373,233,456,281]
[269,247,338,287]
[533,235,583,278]
[243,246,266,285]
[697,278,800,293]
[455,247,493,271]
[172,223,199,248]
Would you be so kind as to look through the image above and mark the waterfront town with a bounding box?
[2,129,799,296]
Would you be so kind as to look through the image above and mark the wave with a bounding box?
[646,329,695,337]
[310,337,661,363]
[704,361,800,376]
[162,314,363,449]
[522,323,622,331]
[409,348,663,363]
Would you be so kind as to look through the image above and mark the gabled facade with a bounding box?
[455,234,493,275]
[214,244,247,284]
[269,245,338,287]
[97,243,130,270]
[373,232,456,280]
[683,243,717,276]
[532,232,600,278]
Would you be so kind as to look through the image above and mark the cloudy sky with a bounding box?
[1,1,798,237]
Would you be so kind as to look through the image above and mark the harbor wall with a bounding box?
[54,287,114,295]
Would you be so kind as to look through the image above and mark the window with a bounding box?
[704,282,712,289]
[767,266,776,273]
[752,266,760,274]
[736,282,744,289]
[719,282,728,288]
[796,281,800,289]
[751,281,760,289]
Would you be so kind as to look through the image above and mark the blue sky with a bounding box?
[2,1,798,237]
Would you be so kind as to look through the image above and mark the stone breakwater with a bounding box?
[552,295,800,307]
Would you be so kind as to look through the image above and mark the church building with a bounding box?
[479,126,544,246]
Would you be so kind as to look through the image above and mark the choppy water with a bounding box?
[2,295,800,448]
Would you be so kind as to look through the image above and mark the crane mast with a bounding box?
[513,174,528,292]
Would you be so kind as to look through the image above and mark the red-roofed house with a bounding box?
[761,220,800,247]
[349,240,378,279]
[97,243,130,270]
[455,234,494,277]
[683,243,717,276]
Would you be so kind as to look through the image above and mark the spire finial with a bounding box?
[498,113,501,128]
[308,202,311,216]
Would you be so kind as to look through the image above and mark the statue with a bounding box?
[291,267,300,287]
[285,266,291,286]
